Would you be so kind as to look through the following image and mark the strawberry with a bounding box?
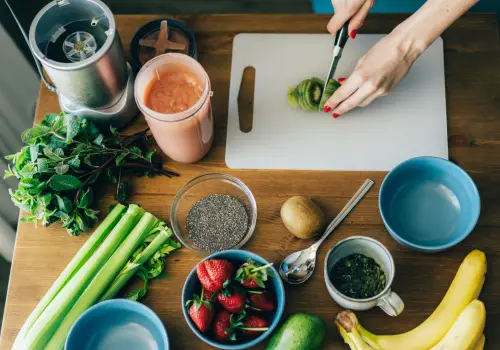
[197,259,235,292]
[217,287,246,313]
[212,310,236,342]
[186,291,214,333]
[235,259,273,289]
[248,291,275,312]
[241,315,269,338]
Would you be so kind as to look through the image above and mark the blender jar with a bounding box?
[135,53,213,163]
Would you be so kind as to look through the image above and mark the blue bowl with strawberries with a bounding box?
[182,249,285,349]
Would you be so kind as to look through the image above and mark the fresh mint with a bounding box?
[5,112,179,236]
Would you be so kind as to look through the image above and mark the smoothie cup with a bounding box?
[135,53,213,163]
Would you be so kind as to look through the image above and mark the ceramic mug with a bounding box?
[324,236,404,317]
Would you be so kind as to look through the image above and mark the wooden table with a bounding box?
[1,14,500,349]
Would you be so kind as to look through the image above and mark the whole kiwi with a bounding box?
[281,196,325,239]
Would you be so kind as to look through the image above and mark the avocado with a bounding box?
[266,312,327,350]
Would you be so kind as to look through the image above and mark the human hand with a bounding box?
[328,0,375,38]
[323,30,424,117]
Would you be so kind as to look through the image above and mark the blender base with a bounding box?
[58,63,138,129]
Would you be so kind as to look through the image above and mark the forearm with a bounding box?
[392,0,478,56]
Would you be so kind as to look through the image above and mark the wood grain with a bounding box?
[1,14,500,350]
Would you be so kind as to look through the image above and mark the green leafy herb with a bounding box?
[329,253,386,299]
[5,112,179,236]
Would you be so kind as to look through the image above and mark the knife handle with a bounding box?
[334,21,350,50]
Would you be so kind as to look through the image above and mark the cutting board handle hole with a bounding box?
[238,66,255,133]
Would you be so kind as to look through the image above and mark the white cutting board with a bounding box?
[225,34,448,171]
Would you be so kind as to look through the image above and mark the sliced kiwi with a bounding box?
[319,78,341,109]
[287,77,326,112]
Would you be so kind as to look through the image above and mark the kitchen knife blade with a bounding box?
[319,21,350,109]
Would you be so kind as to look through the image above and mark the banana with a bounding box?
[473,334,485,350]
[357,250,487,350]
[430,300,486,350]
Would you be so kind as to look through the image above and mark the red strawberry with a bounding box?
[197,259,235,292]
[248,292,275,312]
[235,259,273,289]
[212,310,236,342]
[217,288,246,313]
[241,315,269,338]
[186,293,214,333]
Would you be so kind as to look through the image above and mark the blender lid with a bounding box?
[130,18,198,71]
[29,0,117,70]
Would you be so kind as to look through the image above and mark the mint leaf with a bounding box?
[19,163,37,178]
[93,134,104,146]
[49,175,82,191]
[21,126,51,144]
[68,157,80,169]
[43,147,62,161]
[37,158,51,173]
[55,195,73,213]
[64,114,80,142]
[55,162,69,175]
[78,188,94,209]
[30,144,39,162]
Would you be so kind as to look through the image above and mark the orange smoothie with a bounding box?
[135,54,213,163]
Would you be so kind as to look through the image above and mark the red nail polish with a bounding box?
[350,30,357,39]
[333,113,340,118]
[338,78,346,83]
[323,105,332,112]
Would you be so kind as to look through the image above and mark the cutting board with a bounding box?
[225,34,448,171]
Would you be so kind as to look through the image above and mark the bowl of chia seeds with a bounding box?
[170,173,257,254]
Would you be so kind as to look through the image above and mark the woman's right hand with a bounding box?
[328,0,375,38]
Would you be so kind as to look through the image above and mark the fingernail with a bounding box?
[338,78,346,83]
[350,30,357,39]
[323,105,332,112]
[333,113,340,119]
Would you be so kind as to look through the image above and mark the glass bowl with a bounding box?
[170,173,257,254]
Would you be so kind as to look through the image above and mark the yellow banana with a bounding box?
[473,334,485,350]
[357,250,487,350]
[430,300,486,350]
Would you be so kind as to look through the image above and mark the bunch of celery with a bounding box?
[13,203,180,350]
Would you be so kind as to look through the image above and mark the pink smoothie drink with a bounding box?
[135,53,213,163]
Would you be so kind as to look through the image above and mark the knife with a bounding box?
[319,21,350,109]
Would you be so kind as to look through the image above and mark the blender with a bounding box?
[6,0,137,128]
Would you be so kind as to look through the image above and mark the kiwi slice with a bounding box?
[287,77,325,112]
[319,78,341,109]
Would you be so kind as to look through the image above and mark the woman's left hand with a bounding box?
[324,28,424,117]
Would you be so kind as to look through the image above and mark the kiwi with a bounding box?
[319,78,341,109]
[287,77,339,112]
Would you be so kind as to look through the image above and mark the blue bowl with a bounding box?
[380,156,480,253]
[182,249,285,350]
[66,299,169,350]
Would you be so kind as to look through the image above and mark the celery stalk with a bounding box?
[13,204,126,349]
[45,212,158,350]
[23,204,144,350]
[99,223,173,302]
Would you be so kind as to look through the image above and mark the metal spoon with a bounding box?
[279,179,374,284]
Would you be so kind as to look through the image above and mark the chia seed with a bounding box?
[186,194,249,252]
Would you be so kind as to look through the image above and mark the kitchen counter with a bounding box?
[1,14,500,349]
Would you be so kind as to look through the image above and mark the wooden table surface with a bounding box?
[1,14,500,349]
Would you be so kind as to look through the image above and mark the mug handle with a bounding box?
[377,290,405,317]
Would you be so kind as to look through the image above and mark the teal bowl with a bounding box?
[182,249,285,349]
[65,299,169,350]
[380,156,480,253]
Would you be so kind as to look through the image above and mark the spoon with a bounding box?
[279,179,374,284]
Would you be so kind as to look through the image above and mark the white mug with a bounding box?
[324,236,404,317]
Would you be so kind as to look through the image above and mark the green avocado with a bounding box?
[265,312,327,350]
